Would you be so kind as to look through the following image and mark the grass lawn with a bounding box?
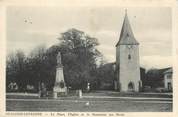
[6,91,173,112]
[83,91,172,98]
[6,98,172,112]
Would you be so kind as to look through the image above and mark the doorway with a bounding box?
[167,82,172,91]
[128,82,135,92]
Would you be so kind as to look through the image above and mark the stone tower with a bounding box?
[116,11,141,92]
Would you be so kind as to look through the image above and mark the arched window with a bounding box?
[128,54,131,60]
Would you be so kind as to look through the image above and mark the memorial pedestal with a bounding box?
[53,52,67,98]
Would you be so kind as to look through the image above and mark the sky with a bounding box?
[6,7,172,69]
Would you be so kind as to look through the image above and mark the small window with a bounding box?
[167,74,172,79]
[128,54,131,60]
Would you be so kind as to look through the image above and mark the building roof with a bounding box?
[116,11,139,46]
[163,68,173,74]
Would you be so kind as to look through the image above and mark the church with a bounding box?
[115,11,142,92]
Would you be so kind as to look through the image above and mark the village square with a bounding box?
[6,7,172,112]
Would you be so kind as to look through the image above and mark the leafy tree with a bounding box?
[95,63,116,90]
[146,68,165,88]
[57,28,102,89]
[6,28,103,92]
[6,50,27,91]
[26,45,55,91]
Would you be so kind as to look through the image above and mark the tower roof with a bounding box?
[116,11,139,46]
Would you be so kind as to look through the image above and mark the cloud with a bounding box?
[6,7,172,69]
[97,45,115,60]
[140,55,172,69]
[7,29,60,55]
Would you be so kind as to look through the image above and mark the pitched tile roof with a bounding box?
[116,11,139,46]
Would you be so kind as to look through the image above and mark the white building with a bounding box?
[163,68,173,91]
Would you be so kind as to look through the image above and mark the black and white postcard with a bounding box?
[0,0,177,117]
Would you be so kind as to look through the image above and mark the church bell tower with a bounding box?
[116,11,141,92]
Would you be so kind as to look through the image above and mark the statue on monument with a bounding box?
[57,52,62,66]
[53,51,67,98]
